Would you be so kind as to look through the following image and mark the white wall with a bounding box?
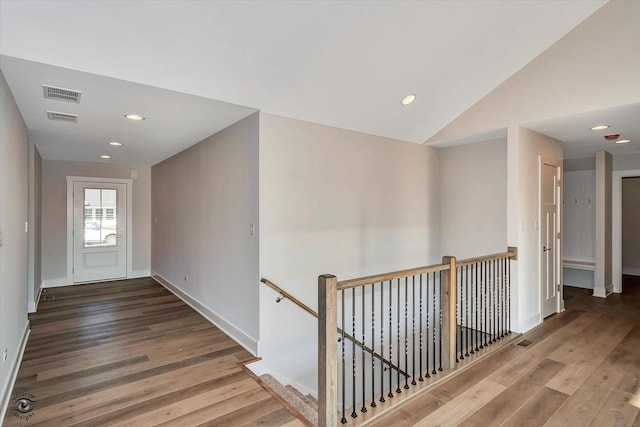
[259,112,440,393]
[439,139,507,259]
[509,127,563,332]
[562,170,595,263]
[151,113,259,352]
[594,151,612,297]
[428,1,640,145]
[41,160,151,284]
[0,69,29,417]
[622,177,640,276]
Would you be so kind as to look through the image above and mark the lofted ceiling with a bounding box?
[0,0,606,165]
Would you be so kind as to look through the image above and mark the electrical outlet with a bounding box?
[3,348,7,362]
[184,275,189,282]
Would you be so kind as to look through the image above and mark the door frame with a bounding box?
[539,157,563,317]
[612,169,640,293]
[66,176,133,283]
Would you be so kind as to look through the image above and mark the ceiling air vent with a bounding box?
[43,85,82,103]
[47,111,78,123]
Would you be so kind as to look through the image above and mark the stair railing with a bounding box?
[318,248,517,426]
[260,278,408,379]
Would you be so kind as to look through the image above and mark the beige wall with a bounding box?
[622,177,640,276]
[258,112,441,393]
[152,113,259,349]
[440,139,507,258]
[41,160,151,283]
[28,142,42,311]
[429,1,640,144]
[0,69,29,411]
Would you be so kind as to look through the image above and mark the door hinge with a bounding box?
[557,284,561,290]
[557,232,561,239]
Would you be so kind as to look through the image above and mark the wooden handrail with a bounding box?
[261,278,317,318]
[260,277,409,378]
[337,262,450,290]
[456,249,517,267]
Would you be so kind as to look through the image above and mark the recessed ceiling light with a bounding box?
[616,139,631,144]
[108,141,123,146]
[124,114,145,121]
[401,94,416,106]
[590,125,609,131]
[100,155,111,159]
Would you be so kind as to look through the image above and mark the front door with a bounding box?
[541,161,560,318]
[73,182,127,282]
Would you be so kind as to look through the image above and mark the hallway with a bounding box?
[3,278,302,426]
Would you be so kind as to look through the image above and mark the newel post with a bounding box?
[441,256,457,369]
[318,274,338,427]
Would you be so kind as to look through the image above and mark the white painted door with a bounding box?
[73,182,127,282]
[541,162,560,318]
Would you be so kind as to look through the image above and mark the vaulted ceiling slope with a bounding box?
[0,1,605,164]
[428,1,640,148]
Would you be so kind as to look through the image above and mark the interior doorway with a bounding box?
[540,158,562,318]
[613,170,640,293]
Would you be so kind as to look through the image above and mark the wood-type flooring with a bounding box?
[367,275,640,426]
[3,277,303,426]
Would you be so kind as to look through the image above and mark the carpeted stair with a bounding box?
[259,374,318,426]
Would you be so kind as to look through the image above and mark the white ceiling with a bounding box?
[0,56,256,165]
[0,1,606,165]
[525,103,640,160]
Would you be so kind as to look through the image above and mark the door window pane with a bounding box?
[84,188,117,247]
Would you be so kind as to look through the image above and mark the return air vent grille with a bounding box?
[43,85,82,103]
[47,111,78,123]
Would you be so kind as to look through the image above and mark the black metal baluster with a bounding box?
[493,259,497,343]
[503,258,507,337]
[455,267,460,363]
[361,287,367,413]
[371,283,376,408]
[459,266,464,360]
[411,275,417,386]
[396,278,402,394]
[484,260,489,348]
[351,288,357,419]
[419,274,424,381]
[475,263,480,352]
[388,280,393,398]
[379,281,385,403]
[500,257,505,338]
[341,290,347,424]
[404,277,410,389]
[479,262,484,350]
[425,273,430,378]
[438,272,443,371]
[468,265,474,355]
[465,265,470,357]
[432,272,437,375]
[496,259,500,339]
[508,257,511,335]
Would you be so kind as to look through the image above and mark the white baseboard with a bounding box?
[0,321,30,422]
[129,269,151,279]
[593,287,612,298]
[28,287,43,313]
[512,312,541,334]
[42,277,71,288]
[622,268,640,277]
[563,282,593,290]
[151,272,258,356]
[245,359,316,398]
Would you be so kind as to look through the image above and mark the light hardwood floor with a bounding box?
[368,276,640,427]
[3,277,303,426]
